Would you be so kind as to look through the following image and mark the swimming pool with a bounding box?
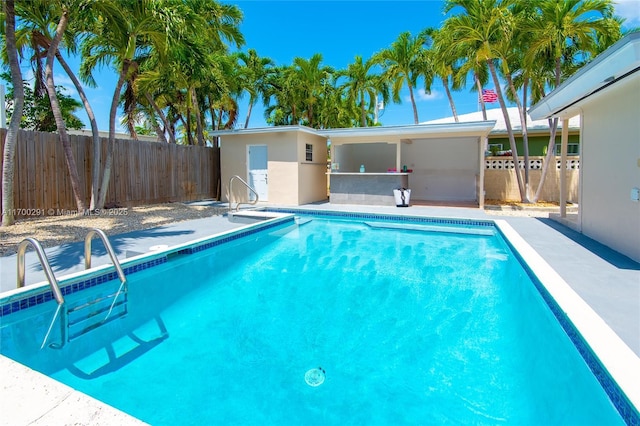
[0,211,637,424]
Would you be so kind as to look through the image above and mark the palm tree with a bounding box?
[424,27,461,122]
[208,53,243,131]
[2,0,24,226]
[443,0,527,201]
[525,0,621,202]
[134,62,178,143]
[13,0,97,210]
[292,54,334,128]
[339,55,382,127]
[81,0,170,209]
[375,31,427,124]
[264,65,302,126]
[43,2,87,211]
[237,49,274,128]
[14,0,106,209]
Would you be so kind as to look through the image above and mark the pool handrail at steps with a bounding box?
[229,175,259,213]
[79,228,129,334]
[17,237,64,304]
[84,228,126,284]
[15,229,129,348]
[17,237,66,349]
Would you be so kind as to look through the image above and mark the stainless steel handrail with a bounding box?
[84,228,126,283]
[228,175,259,213]
[17,238,64,304]
[17,237,67,349]
[84,228,127,321]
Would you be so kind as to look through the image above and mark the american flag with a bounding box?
[481,89,498,103]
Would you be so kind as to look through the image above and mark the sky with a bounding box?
[7,0,640,132]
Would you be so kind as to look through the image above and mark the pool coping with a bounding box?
[0,213,294,424]
[0,212,293,310]
[494,220,640,422]
[1,209,638,424]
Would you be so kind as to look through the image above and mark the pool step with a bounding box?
[364,221,494,236]
[66,290,128,342]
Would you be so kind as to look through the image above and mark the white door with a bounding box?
[248,145,268,201]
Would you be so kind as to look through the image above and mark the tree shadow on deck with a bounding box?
[30,226,196,273]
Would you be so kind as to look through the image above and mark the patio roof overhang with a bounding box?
[210,125,319,137]
[322,121,496,145]
[210,122,497,143]
[529,32,640,121]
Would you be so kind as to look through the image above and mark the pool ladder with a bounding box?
[228,175,259,213]
[16,228,128,349]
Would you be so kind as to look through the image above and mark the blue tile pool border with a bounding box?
[0,210,636,424]
[264,207,495,228]
[495,226,639,425]
[0,217,293,318]
[1,257,167,317]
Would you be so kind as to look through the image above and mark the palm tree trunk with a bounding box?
[475,74,487,121]
[190,88,204,146]
[533,59,564,202]
[145,93,172,143]
[443,77,458,122]
[360,97,367,127]
[2,0,23,226]
[97,61,130,210]
[150,119,167,144]
[56,51,101,210]
[308,102,314,127]
[45,9,86,212]
[408,84,419,124]
[534,117,559,202]
[244,96,255,129]
[185,108,194,146]
[487,60,525,201]
[505,71,530,202]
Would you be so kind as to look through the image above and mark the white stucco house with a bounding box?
[529,32,640,262]
[212,121,496,208]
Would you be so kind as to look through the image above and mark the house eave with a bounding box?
[529,32,640,120]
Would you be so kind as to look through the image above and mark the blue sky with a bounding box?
[12,0,640,132]
[233,0,458,127]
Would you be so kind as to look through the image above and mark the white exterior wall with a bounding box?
[333,142,397,172]
[297,133,329,204]
[220,132,298,204]
[220,130,328,206]
[402,137,480,201]
[220,135,250,203]
[266,131,299,205]
[580,76,640,262]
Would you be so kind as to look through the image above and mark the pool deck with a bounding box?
[1,202,639,424]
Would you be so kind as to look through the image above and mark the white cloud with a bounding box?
[405,88,442,103]
[614,0,640,26]
[54,73,76,95]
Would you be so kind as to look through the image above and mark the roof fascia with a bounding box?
[529,32,640,120]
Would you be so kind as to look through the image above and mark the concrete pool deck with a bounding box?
[1,202,639,424]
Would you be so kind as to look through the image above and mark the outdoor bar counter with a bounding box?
[328,172,409,205]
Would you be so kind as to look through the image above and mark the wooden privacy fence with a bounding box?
[0,129,219,217]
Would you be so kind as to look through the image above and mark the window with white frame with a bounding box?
[305,144,313,161]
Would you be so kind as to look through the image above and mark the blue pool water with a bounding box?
[0,216,624,425]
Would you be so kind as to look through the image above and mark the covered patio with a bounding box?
[324,121,496,208]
